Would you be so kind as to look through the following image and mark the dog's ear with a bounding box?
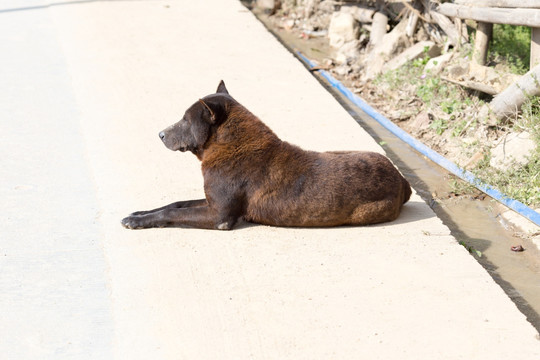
[198,98,217,123]
[216,80,229,94]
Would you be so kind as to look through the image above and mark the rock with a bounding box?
[257,0,278,13]
[424,52,453,74]
[510,245,525,252]
[489,131,536,171]
[364,18,408,79]
[532,233,540,251]
[500,207,540,235]
[328,12,359,48]
[383,41,441,72]
[447,63,468,80]
[334,40,360,65]
[340,5,376,23]
[409,111,432,131]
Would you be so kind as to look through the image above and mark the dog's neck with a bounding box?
[199,103,281,165]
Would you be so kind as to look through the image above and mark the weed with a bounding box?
[452,119,469,137]
[449,177,476,195]
[429,118,448,135]
[441,99,459,114]
[459,241,483,257]
[473,145,540,208]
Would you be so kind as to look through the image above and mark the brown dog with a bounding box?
[121,81,411,230]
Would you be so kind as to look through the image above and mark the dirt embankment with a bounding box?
[248,0,540,217]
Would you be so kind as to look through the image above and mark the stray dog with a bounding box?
[121,81,411,230]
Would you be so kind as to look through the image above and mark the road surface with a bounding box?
[1,0,539,359]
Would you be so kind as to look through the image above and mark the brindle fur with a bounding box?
[121,81,411,230]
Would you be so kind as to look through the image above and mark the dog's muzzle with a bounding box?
[159,131,188,152]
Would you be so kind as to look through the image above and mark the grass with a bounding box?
[489,25,531,75]
[473,153,540,208]
[473,96,540,207]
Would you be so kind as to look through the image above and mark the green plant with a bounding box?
[417,77,440,103]
[519,96,540,140]
[441,99,459,114]
[449,177,476,196]
[471,147,540,208]
[429,118,448,135]
[452,119,469,137]
[490,24,531,75]
[459,241,483,257]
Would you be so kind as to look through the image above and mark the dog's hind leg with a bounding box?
[129,199,207,216]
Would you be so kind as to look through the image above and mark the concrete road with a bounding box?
[2,0,540,359]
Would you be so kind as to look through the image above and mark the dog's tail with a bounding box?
[401,176,412,205]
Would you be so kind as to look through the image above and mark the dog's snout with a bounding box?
[159,131,165,140]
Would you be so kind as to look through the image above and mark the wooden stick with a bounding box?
[454,0,540,8]
[437,3,540,27]
[401,0,431,23]
[473,22,493,65]
[442,76,498,95]
[490,63,540,118]
[532,28,540,68]
[422,0,462,45]
[370,11,388,47]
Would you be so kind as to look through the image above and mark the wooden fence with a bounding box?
[436,0,540,67]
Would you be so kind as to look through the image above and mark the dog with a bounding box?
[121,81,411,230]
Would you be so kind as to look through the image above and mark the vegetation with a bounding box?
[472,96,540,207]
[489,25,531,75]
[374,26,540,208]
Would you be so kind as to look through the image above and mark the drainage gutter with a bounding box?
[296,51,540,227]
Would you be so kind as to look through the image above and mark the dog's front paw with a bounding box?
[121,215,146,229]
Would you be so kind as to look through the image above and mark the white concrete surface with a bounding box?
[2,0,540,359]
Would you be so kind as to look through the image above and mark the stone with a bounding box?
[340,5,376,23]
[489,131,536,171]
[328,12,359,48]
[424,52,453,74]
[257,0,277,13]
[500,208,540,235]
[334,40,360,65]
[409,111,432,131]
[364,18,408,79]
[447,63,468,80]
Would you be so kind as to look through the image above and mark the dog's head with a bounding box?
[159,81,230,155]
